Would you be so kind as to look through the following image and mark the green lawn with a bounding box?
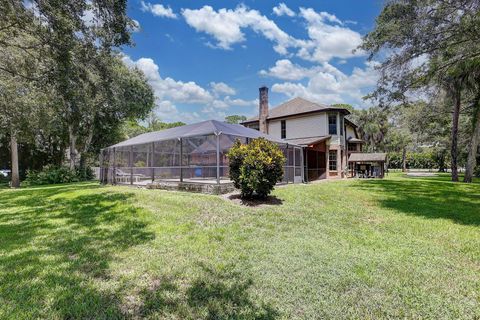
[0,174,479,319]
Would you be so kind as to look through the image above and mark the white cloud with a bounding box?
[224,96,257,107]
[122,55,213,105]
[296,8,364,63]
[181,5,364,64]
[259,59,320,81]
[273,3,295,17]
[182,5,295,54]
[271,61,378,107]
[210,82,236,96]
[141,1,177,19]
[121,55,255,122]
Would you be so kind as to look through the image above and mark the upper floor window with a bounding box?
[281,120,286,139]
[348,143,357,151]
[249,123,259,131]
[328,114,337,135]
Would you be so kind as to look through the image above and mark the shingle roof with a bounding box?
[242,97,350,122]
[348,153,387,162]
[106,120,294,148]
[285,135,331,146]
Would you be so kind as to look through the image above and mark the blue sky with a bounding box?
[121,0,383,123]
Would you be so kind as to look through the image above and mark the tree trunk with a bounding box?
[437,149,446,172]
[450,89,461,182]
[401,147,407,172]
[68,124,77,170]
[79,125,94,170]
[464,99,480,183]
[10,130,20,188]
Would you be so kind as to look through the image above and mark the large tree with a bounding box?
[361,0,480,181]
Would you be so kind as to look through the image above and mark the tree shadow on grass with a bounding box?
[139,263,279,319]
[349,178,480,226]
[0,184,155,318]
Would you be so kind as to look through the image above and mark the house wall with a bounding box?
[244,111,355,180]
[268,113,328,139]
[346,124,357,140]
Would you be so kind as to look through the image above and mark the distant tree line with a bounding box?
[346,101,478,175]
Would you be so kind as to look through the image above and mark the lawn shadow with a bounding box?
[350,177,480,226]
[0,183,155,318]
[225,193,284,207]
[138,263,279,319]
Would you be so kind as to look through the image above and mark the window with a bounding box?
[348,143,357,151]
[329,150,337,171]
[340,116,344,136]
[328,114,337,135]
[281,120,286,139]
[249,123,259,131]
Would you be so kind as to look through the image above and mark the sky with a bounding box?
[121,0,384,123]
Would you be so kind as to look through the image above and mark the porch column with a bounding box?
[216,133,220,185]
[337,148,341,178]
[130,145,133,185]
[112,147,116,184]
[304,149,308,183]
[179,138,183,182]
[151,142,155,182]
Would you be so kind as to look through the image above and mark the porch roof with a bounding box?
[284,135,331,146]
[347,137,364,143]
[348,153,387,162]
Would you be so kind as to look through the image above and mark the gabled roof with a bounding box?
[107,119,292,148]
[242,97,351,123]
[348,153,387,162]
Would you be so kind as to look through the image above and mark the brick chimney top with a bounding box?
[259,87,269,133]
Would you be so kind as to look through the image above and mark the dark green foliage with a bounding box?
[388,151,439,170]
[25,165,94,185]
[224,115,247,124]
[227,138,285,199]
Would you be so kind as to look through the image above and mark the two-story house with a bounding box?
[242,86,366,180]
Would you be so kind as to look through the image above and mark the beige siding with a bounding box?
[346,124,357,139]
[269,120,281,137]
[268,113,328,140]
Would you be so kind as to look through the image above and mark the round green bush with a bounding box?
[227,138,285,199]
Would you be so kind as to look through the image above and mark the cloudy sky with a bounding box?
[122,0,382,123]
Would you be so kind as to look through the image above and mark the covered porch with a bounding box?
[286,136,330,182]
[348,153,387,178]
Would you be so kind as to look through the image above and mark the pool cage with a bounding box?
[100,120,303,186]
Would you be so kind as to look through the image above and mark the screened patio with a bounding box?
[100,120,303,187]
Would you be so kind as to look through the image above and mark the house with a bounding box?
[242,86,383,180]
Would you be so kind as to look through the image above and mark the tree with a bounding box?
[225,115,247,124]
[227,138,285,199]
[361,0,480,181]
[120,112,185,140]
[350,107,390,152]
[17,0,134,169]
[0,19,52,187]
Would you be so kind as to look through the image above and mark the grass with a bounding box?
[0,173,479,319]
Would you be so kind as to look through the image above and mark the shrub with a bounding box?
[25,165,94,185]
[227,138,285,199]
